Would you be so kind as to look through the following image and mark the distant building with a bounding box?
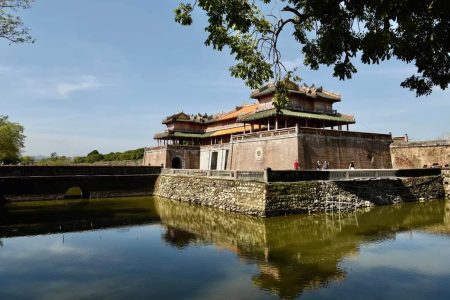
[144,83,392,170]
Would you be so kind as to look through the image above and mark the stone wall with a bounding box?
[165,145,200,169]
[143,145,200,169]
[1,174,159,201]
[265,176,444,216]
[143,147,166,167]
[154,173,444,217]
[390,140,450,168]
[297,129,392,169]
[154,174,267,216]
[443,169,450,199]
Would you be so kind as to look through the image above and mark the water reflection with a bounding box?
[0,198,160,237]
[155,199,447,298]
[0,197,449,299]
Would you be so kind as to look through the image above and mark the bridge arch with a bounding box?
[171,157,183,169]
[64,186,90,199]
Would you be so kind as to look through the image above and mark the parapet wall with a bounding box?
[390,140,450,168]
[154,173,445,217]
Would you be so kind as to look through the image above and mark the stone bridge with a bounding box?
[0,166,161,201]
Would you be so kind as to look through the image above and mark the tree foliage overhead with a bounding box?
[0,115,25,163]
[175,0,449,96]
[0,0,34,44]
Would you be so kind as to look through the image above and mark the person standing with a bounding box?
[349,161,355,170]
[294,159,299,170]
[316,161,322,170]
[322,160,328,170]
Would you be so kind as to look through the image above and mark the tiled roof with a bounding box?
[237,108,355,123]
[216,103,259,121]
[251,83,341,101]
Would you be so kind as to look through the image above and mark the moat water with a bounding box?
[1,197,450,299]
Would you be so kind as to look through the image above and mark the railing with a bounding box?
[161,168,442,183]
[145,145,201,152]
[232,127,298,142]
[267,168,441,182]
[235,171,265,181]
[161,168,266,182]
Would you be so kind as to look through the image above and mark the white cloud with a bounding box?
[0,64,105,99]
[53,75,102,99]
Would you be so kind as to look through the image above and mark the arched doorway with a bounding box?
[171,157,183,169]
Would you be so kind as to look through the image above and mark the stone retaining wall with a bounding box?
[154,174,445,217]
[154,175,267,216]
[265,176,444,216]
[443,169,450,199]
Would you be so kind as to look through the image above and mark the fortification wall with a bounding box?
[229,130,392,170]
[390,140,450,168]
[298,132,392,169]
[230,135,298,170]
[165,146,200,169]
[154,174,267,216]
[265,176,443,216]
[143,147,166,167]
[154,173,444,217]
[143,145,200,169]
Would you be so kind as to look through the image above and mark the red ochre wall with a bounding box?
[230,130,392,170]
[145,131,392,170]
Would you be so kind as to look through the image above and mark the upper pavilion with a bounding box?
[153,82,355,146]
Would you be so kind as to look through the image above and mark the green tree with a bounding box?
[175,0,449,96]
[0,0,34,44]
[86,150,104,163]
[20,155,34,165]
[0,115,25,163]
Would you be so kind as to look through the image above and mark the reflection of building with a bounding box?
[144,83,392,170]
[155,197,445,299]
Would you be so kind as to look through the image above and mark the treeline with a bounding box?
[73,148,144,164]
[17,148,144,166]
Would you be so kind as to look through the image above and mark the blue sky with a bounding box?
[1,0,448,157]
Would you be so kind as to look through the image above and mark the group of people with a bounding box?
[316,160,329,170]
[293,160,356,170]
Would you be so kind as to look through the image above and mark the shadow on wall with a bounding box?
[334,178,438,205]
